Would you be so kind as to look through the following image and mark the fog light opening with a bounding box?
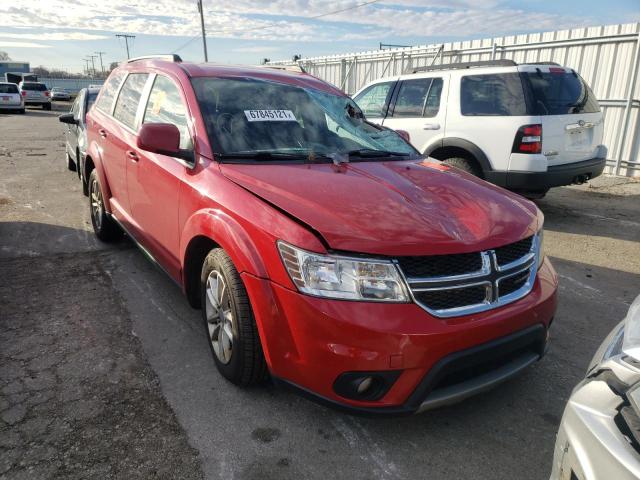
[333,371,402,402]
[356,376,374,395]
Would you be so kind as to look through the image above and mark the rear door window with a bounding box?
[0,84,19,94]
[113,73,149,130]
[391,77,443,118]
[95,70,126,114]
[143,75,192,150]
[460,73,527,116]
[353,82,394,118]
[524,71,600,115]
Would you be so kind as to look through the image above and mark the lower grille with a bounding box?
[414,286,487,311]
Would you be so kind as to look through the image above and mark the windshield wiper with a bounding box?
[216,151,332,162]
[345,149,411,158]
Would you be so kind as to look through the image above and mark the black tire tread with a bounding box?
[443,157,481,177]
[203,249,267,386]
[88,170,122,242]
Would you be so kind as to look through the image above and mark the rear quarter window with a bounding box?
[95,70,126,114]
[460,73,527,116]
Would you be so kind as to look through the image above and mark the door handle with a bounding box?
[98,129,107,138]
[565,121,594,132]
[422,123,441,130]
[126,150,139,162]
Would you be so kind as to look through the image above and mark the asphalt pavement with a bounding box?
[1,104,639,480]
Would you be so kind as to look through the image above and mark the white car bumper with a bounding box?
[550,377,640,480]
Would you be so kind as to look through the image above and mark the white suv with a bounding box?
[353,60,607,198]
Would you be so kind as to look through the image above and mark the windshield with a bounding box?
[524,71,600,115]
[191,77,417,161]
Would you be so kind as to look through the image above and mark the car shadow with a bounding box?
[535,185,640,243]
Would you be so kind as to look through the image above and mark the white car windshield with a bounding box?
[192,77,416,161]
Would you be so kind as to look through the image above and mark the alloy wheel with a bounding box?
[90,178,103,230]
[205,270,235,364]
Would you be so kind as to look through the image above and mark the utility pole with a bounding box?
[83,59,90,76]
[86,55,98,77]
[197,0,208,62]
[115,34,136,59]
[95,51,106,75]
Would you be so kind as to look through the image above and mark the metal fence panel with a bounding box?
[38,77,104,96]
[269,22,640,176]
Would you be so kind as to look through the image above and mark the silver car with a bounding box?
[18,81,51,110]
[550,294,640,480]
[0,82,25,114]
[51,87,71,101]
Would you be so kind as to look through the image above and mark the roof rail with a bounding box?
[411,59,516,73]
[127,54,183,63]
[262,64,306,74]
[524,61,561,66]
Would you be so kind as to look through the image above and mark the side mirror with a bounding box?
[58,113,78,125]
[396,130,411,143]
[137,123,194,164]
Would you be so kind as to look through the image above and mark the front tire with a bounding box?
[200,248,267,386]
[88,169,121,242]
[442,157,481,177]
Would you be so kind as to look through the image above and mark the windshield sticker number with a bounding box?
[244,109,297,122]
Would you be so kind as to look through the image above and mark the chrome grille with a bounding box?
[397,234,539,318]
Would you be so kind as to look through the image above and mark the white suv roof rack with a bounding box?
[410,59,561,74]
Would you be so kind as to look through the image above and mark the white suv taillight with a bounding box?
[512,124,542,154]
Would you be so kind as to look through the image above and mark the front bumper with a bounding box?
[244,257,558,414]
[550,379,640,480]
[486,156,607,190]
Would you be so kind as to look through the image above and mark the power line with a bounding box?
[172,0,383,54]
[197,0,209,62]
[95,51,106,74]
[116,34,136,59]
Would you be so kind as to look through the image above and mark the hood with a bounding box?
[220,160,540,256]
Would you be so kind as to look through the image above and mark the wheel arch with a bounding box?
[85,142,112,212]
[425,138,492,178]
[181,209,270,309]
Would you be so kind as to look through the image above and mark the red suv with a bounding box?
[85,55,557,414]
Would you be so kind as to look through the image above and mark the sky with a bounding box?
[1,0,639,74]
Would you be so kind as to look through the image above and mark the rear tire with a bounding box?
[44,103,51,111]
[19,109,25,114]
[66,152,76,172]
[200,248,267,386]
[516,188,549,200]
[443,157,481,177]
[88,169,121,242]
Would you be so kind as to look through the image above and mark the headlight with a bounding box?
[536,228,545,270]
[278,241,409,302]
[623,294,640,361]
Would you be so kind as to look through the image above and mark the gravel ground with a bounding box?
[0,104,639,480]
